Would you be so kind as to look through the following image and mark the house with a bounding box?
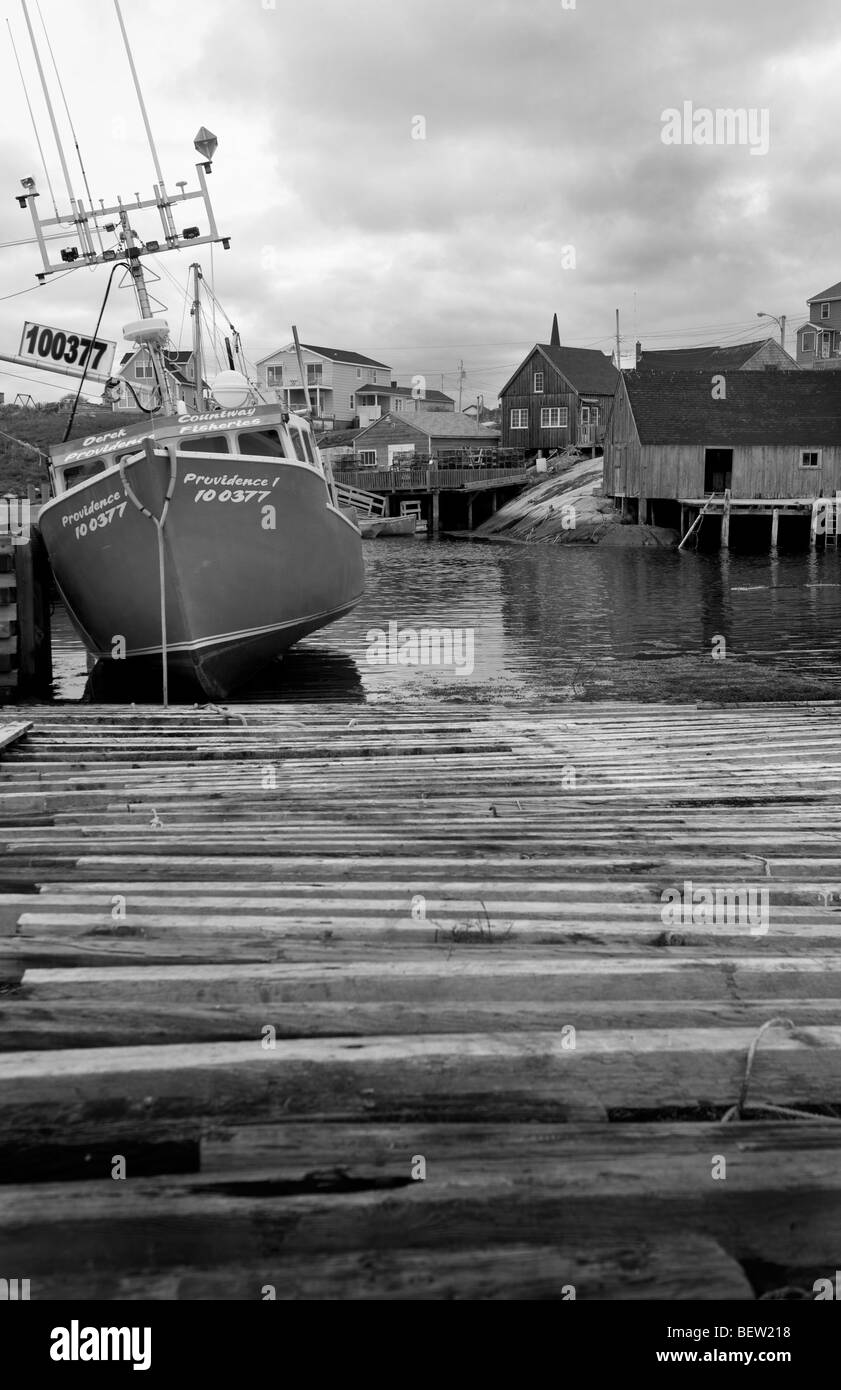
[636,339,797,371]
[112,347,207,412]
[355,382,454,428]
[255,344,392,428]
[796,281,841,368]
[499,314,618,455]
[604,369,841,526]
[349,410,501,470]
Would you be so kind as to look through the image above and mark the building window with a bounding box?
[357,368,362,378]
[533,371,544,393]
[306,364,323,385]
[510,409,528,429]
[821,303,831,319]
[266,365,282,385]
[802,332,815,353]
[134,359,154,380]
[394,397,406,412]
[358,449,377,466]
[349,396,354,410]
[822,334,831,358]
[801,450,821,468]
[540,407,568,428]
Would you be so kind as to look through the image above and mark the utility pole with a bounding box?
[457,359,465,412]
[615,309,621,370]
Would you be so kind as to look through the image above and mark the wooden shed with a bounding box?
[351,410,500,469]
[604,370,841,531]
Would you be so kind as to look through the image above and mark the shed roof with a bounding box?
[358,410,501,441]
[636,339,785,371]
[624,369,841,445]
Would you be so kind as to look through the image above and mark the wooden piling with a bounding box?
[0,531,52,701]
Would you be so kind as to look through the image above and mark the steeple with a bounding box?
[549,312,560,347]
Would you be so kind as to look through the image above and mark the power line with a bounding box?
[0,269,75,301]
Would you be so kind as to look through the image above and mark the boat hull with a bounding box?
[38,449,365,698]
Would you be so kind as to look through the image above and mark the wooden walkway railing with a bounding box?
[334,466,533,492]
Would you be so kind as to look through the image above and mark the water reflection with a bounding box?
[49,536,841,704]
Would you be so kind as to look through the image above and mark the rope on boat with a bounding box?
[118,445,177,707]
[721,1016,841,1123]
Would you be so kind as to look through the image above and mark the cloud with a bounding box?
[0,0,837,406]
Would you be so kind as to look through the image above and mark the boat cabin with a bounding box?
[48,406,326,497]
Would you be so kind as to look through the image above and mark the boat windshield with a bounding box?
[237,429,284,457]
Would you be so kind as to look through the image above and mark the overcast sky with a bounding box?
[0,0,838,407]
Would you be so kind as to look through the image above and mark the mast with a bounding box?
[191,262,203,411]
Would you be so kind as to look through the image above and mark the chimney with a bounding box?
[635,340,642,367]
[550,313,560,347]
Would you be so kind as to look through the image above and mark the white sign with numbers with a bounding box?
[18,321,116,377]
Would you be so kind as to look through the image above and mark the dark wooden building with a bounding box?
[604,369,841,528]
[499,316,618,455]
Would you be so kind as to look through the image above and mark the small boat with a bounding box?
[357,514,417,538]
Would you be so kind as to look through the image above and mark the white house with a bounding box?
[256,344,392,428]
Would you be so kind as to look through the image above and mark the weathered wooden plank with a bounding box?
[2,1122,840,1277]
[22,1235,752,1301]
[0,1027,839,1141]
[2,998,840,1050]
[23,955,841,1004]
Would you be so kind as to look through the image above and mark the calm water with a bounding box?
[50,537,841,703]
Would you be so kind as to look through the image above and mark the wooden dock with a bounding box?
[2,700,841,1300]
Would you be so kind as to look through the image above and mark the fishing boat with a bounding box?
[7,1,364,699]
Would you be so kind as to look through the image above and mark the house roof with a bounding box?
[355,383,454,403]
[315,427,365,449]
[357,410,500,442]
[623,369,841,445]
[636,339,788,371]
[808,281,841,303]
[257,344,390,369]
[303,344,390,368]
[500,343,619,397]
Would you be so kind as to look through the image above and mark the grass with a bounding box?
[0,403,145,493]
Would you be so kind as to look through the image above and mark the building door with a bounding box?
[704,448,733,493]
[579,406,592,445]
